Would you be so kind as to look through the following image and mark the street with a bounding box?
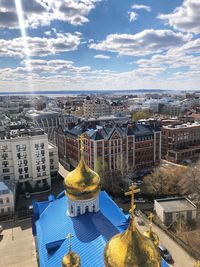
[135,216,196,267]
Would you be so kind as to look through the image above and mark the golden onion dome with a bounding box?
[62,251,81,267]
[104,184,161,267]
[64,158,101,200]
[104,219,161,267]
[62,233,81,267]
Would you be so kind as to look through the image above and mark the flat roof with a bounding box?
[163,122,200,129]
[155,197,196,212]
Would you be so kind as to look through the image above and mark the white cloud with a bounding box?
[0,0,102,28]
[1,60,200,91]
[131,4,151,12]
[94,54,110,59]
[158,0,200,34]
[0,33,81,57]
[169,38,200,55]
[89,29,192,56]
[20,59,91,73]
[128,11,138,22]
[137,53,200,72]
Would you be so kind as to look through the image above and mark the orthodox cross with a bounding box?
[66,233,74,252]
[125,183,140,218]
[195,261,200,267]
[148,213,154,231]
[78,134,87,159]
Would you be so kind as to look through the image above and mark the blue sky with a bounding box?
[0,0,200,92]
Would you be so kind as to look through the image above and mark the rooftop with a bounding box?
[33,191,168,267]
[155,197,196,212]
[163,122,200,129]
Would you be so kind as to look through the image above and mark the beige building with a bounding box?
[154,197,197,226]
[0,181,15,217]
[83,98,110,118]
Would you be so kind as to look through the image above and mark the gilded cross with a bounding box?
[195,261,200,267]
[78,134,87,159]
[125,183,140,218]
[148,213,154,225]
[66,233,74,252]
[148,212,154,231]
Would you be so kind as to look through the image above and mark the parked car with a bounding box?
[25,192,31,199]
[134,180,143,186]
[135,198,146,203]
[0,225,3,234]
[158,245,174,264]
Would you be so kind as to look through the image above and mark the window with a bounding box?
[42,165,46,171]
[2,160,9,167]
[18,168,23,174]
[19,175,23,180]
[3,168,9,173]
[0,199,3,204]
[2,152,8,159]
[6,197,9,203]
[35,144,39,150]
[24,167,28,173]
[37,166,40,172]
[1,208,4,214]
[16,145,20,152]
[3,176,10,180]
[7,207,11,213]
[25,174,29,179]
[41,143,44,149]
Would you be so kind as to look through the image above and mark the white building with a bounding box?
[0,126,58,192]
[48,143,59,178]
[0,181,15,217]
[154,197,197,226]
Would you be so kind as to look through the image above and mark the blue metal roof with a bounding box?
[33,191,168,267]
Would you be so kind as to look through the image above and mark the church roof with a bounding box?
[32,191,168,267]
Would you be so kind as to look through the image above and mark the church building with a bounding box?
[32,135,168,266]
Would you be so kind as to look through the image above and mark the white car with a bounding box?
[0,225,3,234]
[25,192,31,199]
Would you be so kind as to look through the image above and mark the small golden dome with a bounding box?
[144,213,159,246]
[104,184,161,267]
[64,158,101,200]
[62,251,81,267]
[143,228,159,247]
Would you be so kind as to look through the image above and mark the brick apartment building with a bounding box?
[56,123,161,172]
[162,122,200,163]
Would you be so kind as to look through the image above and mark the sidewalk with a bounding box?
[0,219,37,267]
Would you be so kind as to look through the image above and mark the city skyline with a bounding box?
[0,0,200,92]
